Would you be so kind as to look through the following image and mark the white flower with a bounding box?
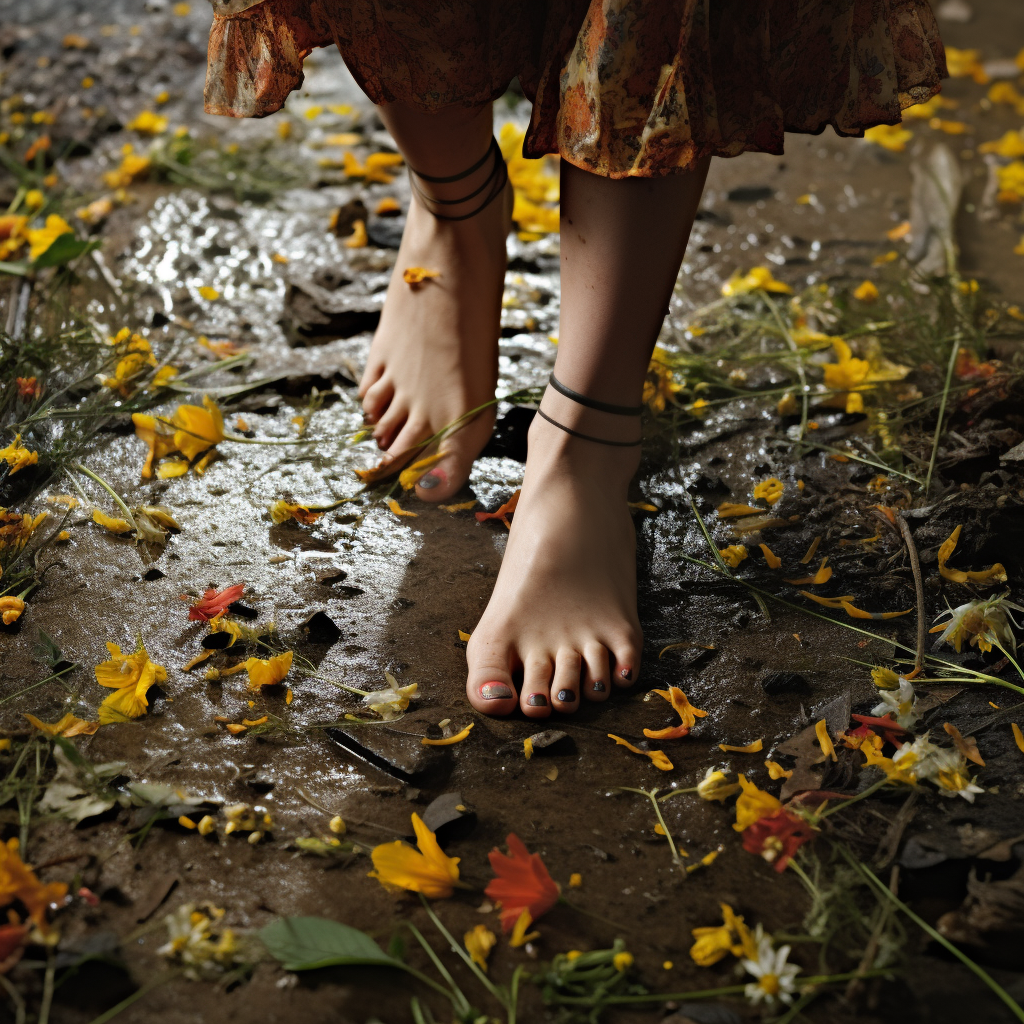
[871,677,920,730]
[158,903,239,979]
[893,735,983,802]
[363,671,418,721]
[740,927,801,1006]
[932,595,1024,656]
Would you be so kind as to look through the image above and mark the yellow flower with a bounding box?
[0,837,69,933]
[369,812,460,898]
[103,147,151,188]
[979,131,1024,159]
[945,47,987,81]
[0,434,39,474]
[753,478,783,506]
[464,924,496,971]
[718,544,748,568]
[696,768,741,802]
[996,161,1024,202]
[244,651,293,690]
[132,413,178,479]
[733,776,782,832]
[643,687,707,739]
[23,713,98,737]
[25,189,45,210]
[95,639,167,723]
[198,286,220,301]
[690,903,757,966]
[27,214,73,261]
[643,349,683,412]
[0,597,26,625]
[171,396,225,462]
[872,666,900,690]
[127,110,168,134]
[863,124,913,152]
[721,267,792,297]
[613,952,634,972]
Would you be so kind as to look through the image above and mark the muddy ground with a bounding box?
[3,1,1024,1022]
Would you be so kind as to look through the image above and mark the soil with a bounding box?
[2,1,1024,1022]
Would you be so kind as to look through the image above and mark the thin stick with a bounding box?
[38,948,56,1024]
[0,974,26,1024]
[924,339,960,496]
[896,512,926,678]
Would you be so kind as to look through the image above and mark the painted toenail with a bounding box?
[592,681,607,692]
[480,682,513,700]
[620,667,632,680]
[419,467,448,490]
[526,693,548,706]
[556,689,576,703]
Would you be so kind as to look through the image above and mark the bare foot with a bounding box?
[357,182,510,502]
[465,396,643,717]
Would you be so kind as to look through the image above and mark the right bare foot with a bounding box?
[464,389,644,717]
[357,163,510,502]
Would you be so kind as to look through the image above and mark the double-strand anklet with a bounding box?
[407,136,509,222]
[537,373,643,447]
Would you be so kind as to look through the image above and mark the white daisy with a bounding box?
[740,927,801,1006]
[871,676,921,730]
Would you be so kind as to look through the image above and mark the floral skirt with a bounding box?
[205,0,947,178]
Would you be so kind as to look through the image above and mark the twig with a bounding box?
[896,512,926,678]
[0,974,26,1024]
[924,339,960,496]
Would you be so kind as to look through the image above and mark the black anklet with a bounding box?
[408,137,509,222]
[548,374,644,416]
[535,408,642,447]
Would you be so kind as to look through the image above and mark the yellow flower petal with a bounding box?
[92,509,132,534]
[244,651,293,690]
[399,451,446,490]
[937,525,1007,585]
[421,723,474,746]
[369,812,460,898]
[765,760,793,780]
[853,280,880,302]
[608,733,673,771]
[815,719,837,762]
[719,739,763,754]
[1012,723,1024,754]
[732,775,781,831]
[386,497,418,518]
[465,924,497,971]
[758,544,782,569]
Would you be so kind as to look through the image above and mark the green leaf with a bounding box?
[259,917,402,971]
[32,233,100,269]
[0,260,30,277]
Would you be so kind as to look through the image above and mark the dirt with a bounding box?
[3,1,1024,1022]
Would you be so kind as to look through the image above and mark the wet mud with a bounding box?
[3,1,1024,1022]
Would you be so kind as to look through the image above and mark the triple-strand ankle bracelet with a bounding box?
[536,373,643,447]
[407,136,509,222]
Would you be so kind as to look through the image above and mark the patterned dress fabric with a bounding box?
[205,0,947,178]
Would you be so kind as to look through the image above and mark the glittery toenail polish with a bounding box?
[526,693,548,706]
[592,681,607,692]
[480,682,513,700]
[620,667,632,680]
[418,472,441,489]
[556,689,576,703]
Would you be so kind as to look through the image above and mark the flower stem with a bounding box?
[657,786,700,802]
[418,895,507,1007]
[37,948,55,1024]
[404,922,471,1016]
[72,463,138,532]
[816,777,888,819]
[0,974,25,1024]
[619,787,687,867]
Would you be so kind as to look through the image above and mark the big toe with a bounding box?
[414,413,495,503]
[466,642,517,717]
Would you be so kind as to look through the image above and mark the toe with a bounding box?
[581,642,610,702]
[610,633,642,688]
[362,377,393,424]
[551,649,582,712]
[521,655,553,718]
[466,641,517,717]
[414,410,496,503]
[358,359,384,400]
[387,419,430,461]
[373,404,408,450]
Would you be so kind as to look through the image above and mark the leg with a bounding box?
[466,158,711,717]
[357,101,510,501]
